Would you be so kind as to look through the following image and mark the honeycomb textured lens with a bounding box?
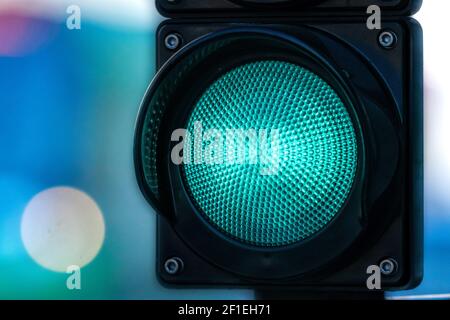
[183,60,358,247]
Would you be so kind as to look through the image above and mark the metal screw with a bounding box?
[379,258,398,276]
[378,30,397,49]
[164,33,182,51]
[164,257,184,275]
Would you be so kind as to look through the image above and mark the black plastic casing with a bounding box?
[156,0,422,18]
[137,18,423,291]
[133,0,423,293]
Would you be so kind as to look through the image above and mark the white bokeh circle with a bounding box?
[21,187,105,272]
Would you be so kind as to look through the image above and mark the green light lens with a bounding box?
[183,60,358,247]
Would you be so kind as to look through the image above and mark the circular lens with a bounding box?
[182,60,358,247]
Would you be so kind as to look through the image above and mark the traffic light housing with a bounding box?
[156,0,422,17]
[134,0,423,292]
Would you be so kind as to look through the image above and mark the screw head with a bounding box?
[378,30,397,49]
[379,258,398,276]
[164,257,184,275]
[164,33,182,51]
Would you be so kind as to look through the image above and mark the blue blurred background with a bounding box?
[0,0,448,299]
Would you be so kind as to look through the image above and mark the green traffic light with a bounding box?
[183,60,358,247]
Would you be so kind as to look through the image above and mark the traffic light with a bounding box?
[134,0,423,293]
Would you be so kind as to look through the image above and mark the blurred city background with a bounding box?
[0,0,448,299]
